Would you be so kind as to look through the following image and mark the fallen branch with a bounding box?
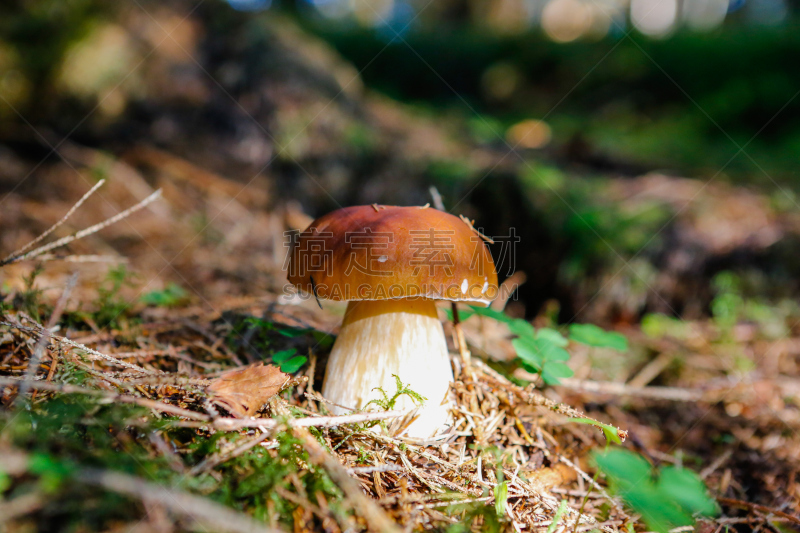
[34,254,128,264]
[79,468,281,533]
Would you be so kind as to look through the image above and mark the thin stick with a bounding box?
[44,345,62,384]
[16,273,78,402]
[428,187,472,369]
[347,464,402,475]
[1,189,162,266]
[0,376,210,420]
[34,254,128,264]
[0,492,44,523]
[553,377,705,402]
[700,449,733,480]
[3,179,106,262]
[3,318,158,374]
[451,302,472,368]
[208,408,415,431]
[429,186,445,211]
[717,498,800,525]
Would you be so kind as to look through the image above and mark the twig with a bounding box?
[0,189,162,266]
[451,302,472,369]
[208,409,415,431]
[16,273,78,402]
[3,179,105,263]
[0,377,209,421]
[34,254,128,263]
[347,464,402,475]
[700,449,733,480]
[553,377,705,402]
[717,498,800,525]
[429,186,445,211]
[626,352,675,388]
[3,318,158,374]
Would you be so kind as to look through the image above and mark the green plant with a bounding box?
[710,271,792,339]
[711,271,744,332]
[15,265,48,322]
[271,348,307,374]
[448,306,627,385]
[593,448,718,533]
[494,480,508,517]
[545,500,569,533]
[568,324,628,352]
[365,374,427,411]
[641,313,692,340]
[572,418,623,444]
[140,283,188,307]
[93,265,136,329]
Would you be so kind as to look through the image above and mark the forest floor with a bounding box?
[1,160,798,532]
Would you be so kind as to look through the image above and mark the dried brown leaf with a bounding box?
[208,363,290,417]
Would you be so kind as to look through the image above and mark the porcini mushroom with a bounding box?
[287,205,498,437]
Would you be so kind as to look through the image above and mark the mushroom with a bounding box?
[287,205,498,437]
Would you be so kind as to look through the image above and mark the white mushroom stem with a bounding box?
[322,298,453,438]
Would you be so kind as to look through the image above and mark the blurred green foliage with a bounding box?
[309,24,800,185]
[271,347,308,373]
[140,282,189,308]
[0,0,110,113]
[594,448,718,533]
[711,270,794,339]
[92,265,136,329]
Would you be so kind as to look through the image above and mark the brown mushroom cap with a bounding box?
[287,205,499,304]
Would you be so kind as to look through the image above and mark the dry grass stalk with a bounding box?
[2,317,158,374]
[16,273,78,401]
[0,188,162,266]
[34,254,128,263]
[2,179,106,263]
